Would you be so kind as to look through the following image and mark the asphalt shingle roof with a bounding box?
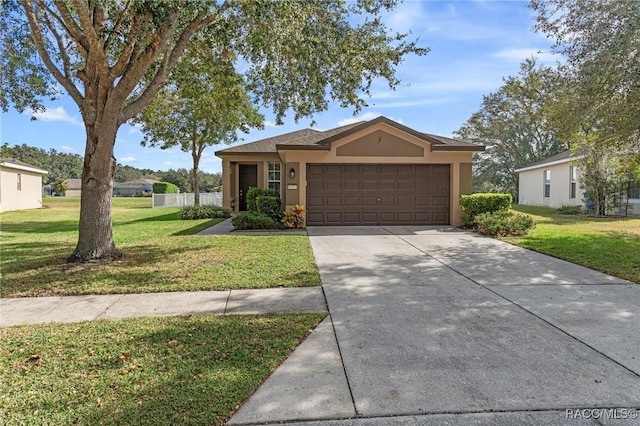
[215,116,484,155]
[519,150,571,169]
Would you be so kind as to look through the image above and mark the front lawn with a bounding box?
[506,205,640,283]
[0,314,325,425]
[0,198,320,297]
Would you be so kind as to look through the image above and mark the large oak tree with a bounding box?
[455,59,567,199]
[1,0,427,262]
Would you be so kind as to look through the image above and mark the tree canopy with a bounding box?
[456,59,567,198]
[135,41,263,205]
[1,0,427,262]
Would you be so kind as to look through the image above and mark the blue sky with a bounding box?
[0,0,557,174]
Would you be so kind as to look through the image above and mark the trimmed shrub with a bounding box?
[282,204,306,229]
[474,211,535,237]
[256,195,282,220]
[180,205,232,220]
[460,193,512,227]
[231,212,281,230]
[556,204,584,215]
[153,182,179,194]
[246,187,277,212]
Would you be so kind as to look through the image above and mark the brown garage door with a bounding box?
[306,164,450,226]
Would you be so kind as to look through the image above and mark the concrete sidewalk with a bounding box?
[0,287,326,327]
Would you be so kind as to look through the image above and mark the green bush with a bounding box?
[231,212,282,230]
[256,195,282,220]
[153,182,179,194]
[556,204,584,215]
[460,193,512,227]
[246,187,277,212]
[180,205,231,220]
[474,211,535,237]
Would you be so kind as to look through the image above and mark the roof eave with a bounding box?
[432,145,485,152]
[275,144,331,151]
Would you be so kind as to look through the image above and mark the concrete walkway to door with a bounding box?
[229,226,640,425]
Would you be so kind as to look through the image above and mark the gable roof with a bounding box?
[0,158,48,174]
[216,116,484,156]
[514,150,572,173]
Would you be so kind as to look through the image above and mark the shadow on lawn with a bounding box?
[75,315,318,426]
[0,242,214,297]
[0,220,79,234]
[513,231,640,283]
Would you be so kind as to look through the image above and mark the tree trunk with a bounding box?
[67,123,122,262]
[192,161,200,206]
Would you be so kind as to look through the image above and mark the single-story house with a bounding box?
[113,178,157,196]
[0,158,48,212]
[64,178,82,197]
[215,116,484,226]
[515,150,640,214]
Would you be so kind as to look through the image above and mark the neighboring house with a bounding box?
[515,150,640,214]
[113,178,157,196]
[215,116,484,226]
[64,178,82,197]
[0,158,48,212]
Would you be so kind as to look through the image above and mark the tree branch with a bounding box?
[40,8,72,80]
[51,0,87,53]
[119,13,215,124]
[21,1,84,105]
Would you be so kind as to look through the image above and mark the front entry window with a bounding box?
[268,162,281,195]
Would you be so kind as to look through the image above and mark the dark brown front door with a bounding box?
[238,164,257,211]
[306,164,450,225]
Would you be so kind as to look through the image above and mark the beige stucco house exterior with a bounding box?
[64,178,82,197]
[216,117,484,226]
[0,158,48,212]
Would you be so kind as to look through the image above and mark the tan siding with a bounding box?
[0,167,45,212]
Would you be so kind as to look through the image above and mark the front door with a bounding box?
[238,164,258,211]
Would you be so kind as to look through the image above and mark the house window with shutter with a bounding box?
[17,173,22,191]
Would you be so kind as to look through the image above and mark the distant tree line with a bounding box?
[0,143,221,192]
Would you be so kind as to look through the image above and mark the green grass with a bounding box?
[1,198,321,297]
[506,205,640,283]
[0,313,325,426]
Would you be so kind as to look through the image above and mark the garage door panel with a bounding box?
[397,196,414,207]
[379,180,396,191]
[362,197,378,206]
[306,164,450,225]
[362,180,378,191]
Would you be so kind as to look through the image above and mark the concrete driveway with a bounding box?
[230,226,640,425]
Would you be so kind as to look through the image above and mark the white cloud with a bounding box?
[264,120,278,128]
[128,123,143,134]
[386,1,425,32]
[373,98,455,109]
[163,161,173,166]
[120,154,136,163]
[492,48,559,63]
[31,106,81,125]
[338,112,382,126]
[338,112,404,126]
[60,145,78,154]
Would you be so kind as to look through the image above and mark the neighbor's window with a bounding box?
[628,180,640,200]
[569,166,577,199]
[267,162,281,195]
[17,173,21,191]
[543,169,551,198]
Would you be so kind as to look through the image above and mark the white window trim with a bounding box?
[543,169,551,198]
[267,162,282,195]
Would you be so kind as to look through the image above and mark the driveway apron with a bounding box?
[308,226,640,419]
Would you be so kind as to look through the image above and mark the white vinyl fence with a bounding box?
[153,192,222,208]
